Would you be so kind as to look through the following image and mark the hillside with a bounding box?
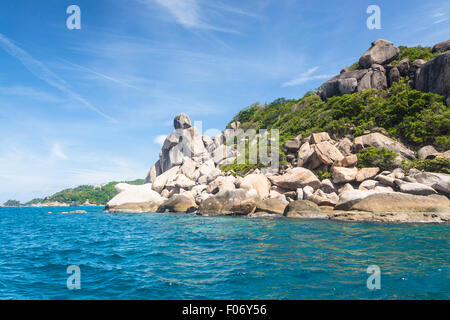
[224,42,450,176]
[3,179,145,207]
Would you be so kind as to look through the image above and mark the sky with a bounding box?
[0,0,449,203]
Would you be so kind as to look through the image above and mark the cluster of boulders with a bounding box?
[320,39,450,106]
[105,113,450,223]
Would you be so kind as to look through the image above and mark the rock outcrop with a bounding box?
[354,133,415,159]
[104,39,450,223]
[415,52,450,102]
[359,39,400,69]
[105,183,165,213]
[319,39,450,105]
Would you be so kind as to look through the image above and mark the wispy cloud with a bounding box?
[153,135,167,145]
[150,0,245,34]
[282,67,331,87]
[61,60,138,89]
[51,143,67,160]
[0,33,116,122]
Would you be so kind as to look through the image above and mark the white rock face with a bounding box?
[107,184,165,207]
[212,145,236,165]
[152,166,180,193]
[269,167,321,191]
[354,133,414,159]
[180,157,197,179]
[407,172,450,196]
[356,167,380,182]
[332,166,358,183]
[394,180,437,196]
[239,174,271,200]
[166,174,196,189]
[335,190,379,210]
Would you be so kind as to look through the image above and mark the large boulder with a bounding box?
[269,167,321,191]
[396,58,410,77]
[297,142,315,167]
[173,113,192,129]
[159,123,208,173]
[322,70,369,98]
[335,189,380,210]
[165,174,196,190]
[394,180,437,196]
[180,157,197,179]
[152,166,180,193]
[356,167,379,182]
[239,174,271,199]
[406,172,450,196]
[256,198,289,215]
[415,52,450,101]
[198,189,258,216]
[351,193,450,213]
[307,190,339,207]
[285,134,302,152]
[157,194,198,213]
[336,138,354,156]
[354,133,415,159]
[432,40,450,53]
[314,141,344,165]
[144,163,157,183]
[106,184,165,213]
[332,166,358,184]
[310,132,332,144]
[371,70,388,89]
[418,145,438,159]
[359,39,400,69]
[283,200,326,219]
[212,145,236,165]
[206,176,236,194]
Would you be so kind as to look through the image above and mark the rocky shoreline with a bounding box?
[105,113,450,223]
[105,39,450,223]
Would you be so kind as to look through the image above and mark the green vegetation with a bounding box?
[315,169,332,180]
[402,158,450,174]
[3,200,21,207]
[347,62,360,71]
[220,162,267,176]
[356,147,398,171]
[231,81,449,152]
[24,179,145,206]
[392,45,437,65]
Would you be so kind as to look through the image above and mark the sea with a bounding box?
[0,206,448,299]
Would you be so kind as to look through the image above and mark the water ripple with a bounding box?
[0,207,448,299]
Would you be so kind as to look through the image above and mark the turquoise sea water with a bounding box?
[0,206,448,300]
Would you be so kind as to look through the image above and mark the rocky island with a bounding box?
[15,38,447,223]
[105,39,450,223]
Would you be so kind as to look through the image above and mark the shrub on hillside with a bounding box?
[401,158,450,174]
[356,147,398,171]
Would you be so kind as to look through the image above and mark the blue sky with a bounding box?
[0,0,449,202]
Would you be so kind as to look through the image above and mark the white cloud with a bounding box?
[153,135,168,145]
[51,143,67,160]
[0,33,116,123]
[151,0,243,34]
[62,60,138,89]
[282,67,331,87]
